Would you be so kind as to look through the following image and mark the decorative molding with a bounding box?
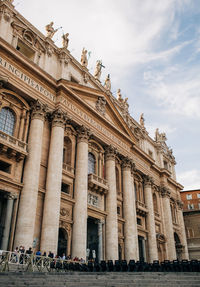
[160,186,171,198]
[143,174,154,187]
[95,96,106,116]
[51,108,67,128]
[121,156,132,170]
[177,199,183,210]
[30,99,48,121]
[105,145,117,161]
[76,125,91,143]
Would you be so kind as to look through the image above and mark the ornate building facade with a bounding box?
[0,0,188,262]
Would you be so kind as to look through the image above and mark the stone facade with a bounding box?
[0,0,188,262]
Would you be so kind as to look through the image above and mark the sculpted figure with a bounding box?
[45,22,58,39]
[94,60,102,80]
[62,33,69,48]
[139,113,145,127]
[81,48,88,67]
[117,89,123,102]
[104,74,111,90]
[155,128,160,141]
[123,97,129,110]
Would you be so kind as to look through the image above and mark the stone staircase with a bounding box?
[0,272,200,287]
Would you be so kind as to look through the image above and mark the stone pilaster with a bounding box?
[98,220,104,262]
[72,126,90,260]
[143,176,158,262]
[122,157,139,261]
[105,145,118,260]
[14,100,47,249]
[177,200,189,259]
[1,193,15,250]
[40,109,67,254]
[161,187,176,260]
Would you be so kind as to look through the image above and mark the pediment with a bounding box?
[64,83,137,142]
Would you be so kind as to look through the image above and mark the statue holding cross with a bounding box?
[94,60,105,81]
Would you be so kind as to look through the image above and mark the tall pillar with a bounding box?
[14,100,47,249]
[1,194,15,250]
[144,176,158,262]
[98,220,103,262]
[72,126,90,260]
[40,109,66,254]
[105,145,118,260]
[161,187,176,260]
[122,158,139,261]
[177,200,189,259]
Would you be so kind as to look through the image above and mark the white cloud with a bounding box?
[177,170,200,190]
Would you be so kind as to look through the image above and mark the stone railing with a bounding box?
[62,163,75,175]
[0,130,27,152]
[88,173,108,194]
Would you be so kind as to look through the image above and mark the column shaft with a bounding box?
[144,179,158,262]
[72,126,90,260]
[98,220,103,262]
[1,196,14,250]
[40,109,66,254]
[122,159,139,261]
[161,188,176,260]
[177,205,189,259]
[105,146,118,260]
[14,101,46,249]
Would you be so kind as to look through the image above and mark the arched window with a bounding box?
[88,152,95,174]
[0,107,15,136]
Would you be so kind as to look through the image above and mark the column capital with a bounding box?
[177,199,183,210]
[51,108,67,128]
[143,175,154,187]
[122,156,132,170]
[4,192,17,200]
[76,125,91,143]
[30,99,48,121]
[160,186,171,198]
[105,145,117,161]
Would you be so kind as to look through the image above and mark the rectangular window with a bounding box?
[186,194,192,200]
[188,203,194,210]
[198,203,200,209]
[197,193,200,199]
[137,218,142,225]
[163,161,168,169]
[16,39,35,60]
[0,160,11,173]
[61,182,70,194]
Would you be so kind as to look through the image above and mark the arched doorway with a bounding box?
[174,232,183,260]
[57,228,68,257]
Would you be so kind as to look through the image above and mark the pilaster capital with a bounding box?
[51,108,67,128]
[143,175,154,187]
[4,192,17,200]
[30,100,48,121]
[105,145,117,161]
[160,186,171,198]
[177,199,183,210]
[122,156,132,171]
[76,125,91,143]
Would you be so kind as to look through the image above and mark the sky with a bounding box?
[15,0,200,190]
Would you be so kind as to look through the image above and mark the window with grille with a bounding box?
[88,152,95,174]
[0,107,15,136]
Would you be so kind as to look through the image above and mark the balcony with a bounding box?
[62,163,75,176]
[0,130,27,161]
[88,173,108,195]
[136,200,148,216]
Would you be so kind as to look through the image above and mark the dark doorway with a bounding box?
[0,193,6,249]
[174,232,182,260]
[87,217,98,261]
[138,236,145,261]
[57,228,68,257]
[118,244,122,260]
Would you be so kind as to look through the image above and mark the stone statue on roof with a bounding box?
[104,74,111,91]
[155,128,167,142]
[139,113,145,127]
[117,89,123,102]
[94,60,102,80]
[81,48,88,68]
[45,22,58,39]
[62,33,69,49]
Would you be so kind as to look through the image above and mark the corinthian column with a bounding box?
[105,145,118,260]
[14,100,47,249]
[161,187,176,260]
[40,109,66,254]
[122,158,139,261]
[177,200,189,259]
[72,126,90,260]
[144,176,158,262]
